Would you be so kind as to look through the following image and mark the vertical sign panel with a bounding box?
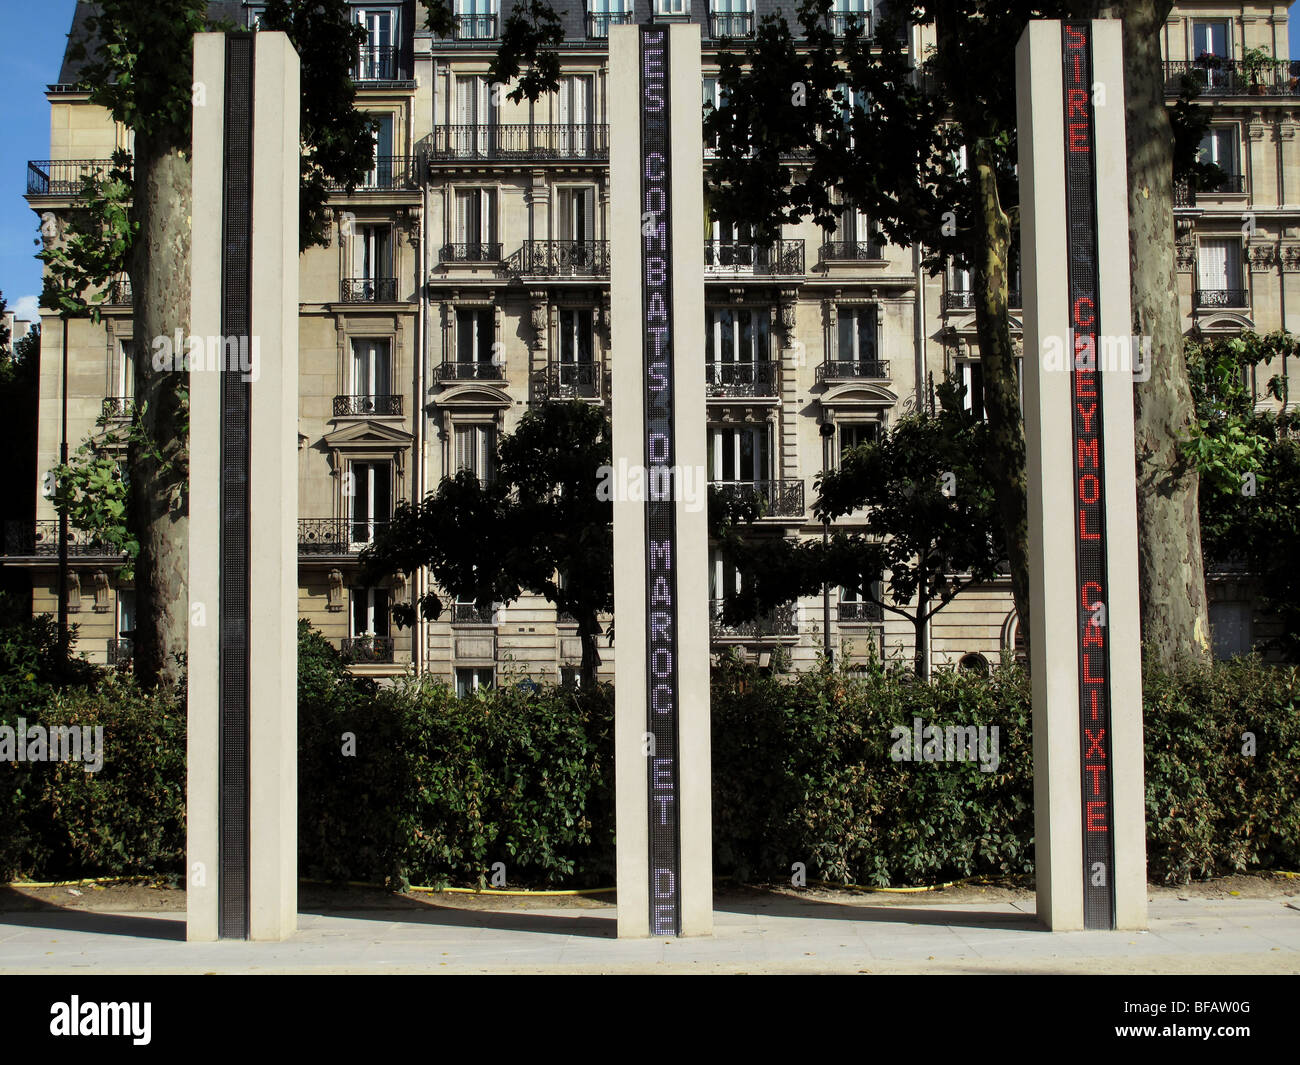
[219,32,254,940]
[639,26,682,937]
[1061,22,1116,929]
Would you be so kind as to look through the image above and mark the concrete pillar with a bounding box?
[188,31,300,941]
[1016,20,1147,931]
[610,23,712,938]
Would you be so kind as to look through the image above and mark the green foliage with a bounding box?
[363,401,613,682]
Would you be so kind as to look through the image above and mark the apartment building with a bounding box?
[11,0,1296,683]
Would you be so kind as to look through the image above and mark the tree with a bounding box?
[717,385,1005,678]
[1186,330,1299,660]
[0,307,40,606]
[362,402,614,685]
[39,1,380,686]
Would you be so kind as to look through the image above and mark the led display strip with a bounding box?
[1061,21,1117,930]
[218,32,254,940]
[639,25,683,937]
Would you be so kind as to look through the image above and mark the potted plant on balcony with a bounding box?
[1241,46,1276,94]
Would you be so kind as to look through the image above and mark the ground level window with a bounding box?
[560,666,581,687]
[456,666,494,696]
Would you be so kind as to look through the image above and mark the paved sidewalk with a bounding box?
[2,893,1297,973]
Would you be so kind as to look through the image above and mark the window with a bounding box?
[708,426,770,484]
[705,219,755,268]
[839,421,879,458]
[711,0,754,38]
[836,82,867,147]
[702,77,729,155]
[1192,20,1231,88]
[454,594,495,623]
[351,339,392,401]
[246,5,267,30]
[839,579,882,622]
[454,188,498,257]
[1209,601,1252,659]
[558,309,595,367]
[456,667,495,696]
[588,0,631,38]
[836,306,877,365]
[454,0,497,39]
[367,114,395,187]
[353,224,393,281]
[351,587,391,638]
[831,0,871,36]
[956,359,985,420]
[349,460,392,544]
[117,339,134,402]
[456,308,495,365]
[454,76,497,155]
[557,187,596,244]
[710,548,744,602]
[1198,127,1240,189]
[355,7,398,79]
[454,424,495,483]
[117,589,135,640]
[706,307,770,364]
[560,666,581,687]
[557,76,594,155]
[655,0,689,16]
[1197,239,1243,301]
[834,201,871,246]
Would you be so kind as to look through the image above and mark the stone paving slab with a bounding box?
[0,896,1296,974]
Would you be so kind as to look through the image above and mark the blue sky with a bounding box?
[2,2,1300,321]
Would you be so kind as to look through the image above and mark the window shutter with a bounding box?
[455,427,471,472]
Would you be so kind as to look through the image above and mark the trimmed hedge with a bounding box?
[2,620,1297,887]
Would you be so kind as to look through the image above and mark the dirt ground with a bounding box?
[1,871,1295,915]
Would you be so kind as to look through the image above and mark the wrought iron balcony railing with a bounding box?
[838,600,884,622]
[439,242,503,263]
[1174,180,1196,208]
[27,158,130,196]
[341,277,398,302]
[454,14,498,39]
[1194,288,1248,309]
[452,602,496,623]
[941,290,1021,311]
[508,240,610,277]
[1163,58,1300,97]
[429,124,609,161]
[705,361,777,397]
[107,637,133,669]
[341,636,395,663]
[333,394,403,417]
[297,517,389,555]
[435,360,505,382]
[819,241,885,263]
[107,276,132,305]
[816,359,889,382]
[710,13,755,39]
[1199,173,1246,195]
[828,11,872,38]
[326,155,416,192]
[356,45,408,81]
[704,239,804,275]
[543,362,602,399]
[587,11,633,37]
[102,397,135,420]
[709,599,798,638]
[710,479,805,518]
[3,520,122,558]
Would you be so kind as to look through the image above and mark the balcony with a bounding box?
[326,155,417,192]
[710,599,798,639]
[355,46,409,81]
[429,124,609,161]
[704,239,804,276]
[1163,58,1300,97]
[1174,180,1196,208]
[340,636,395,664]
[333,394,403,417]
[3,520,122,558]
[710,13,755,39]
[1193,288,1248,310]
[819,241,885,263]
[710,479,805,518]
[435,360,505,383]
[297,518,389,556]
[508,240,610,278]
[102,397,135,421]
[588,12,632,37]
[452,602,496,624]
[941,290,1022,312]
[838,600,884,623]
[705,361,777,398]
[340,277,399,303]
[107,637,133,670]
[828,11,872,38]
[816,359,889,383]
[541,362,602,400]
[106,276,132,305]
[439,242,502,264]
[454,14,497,39]
[27,158,130,197]
[1198,173,1246,195]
